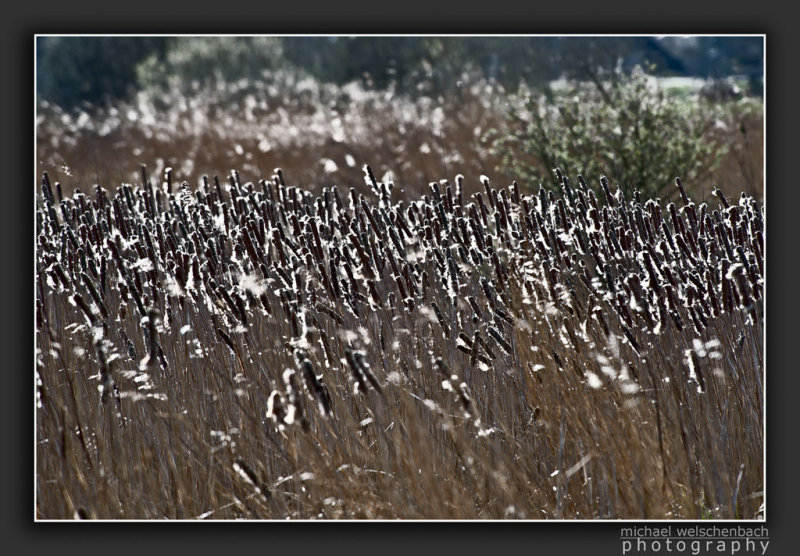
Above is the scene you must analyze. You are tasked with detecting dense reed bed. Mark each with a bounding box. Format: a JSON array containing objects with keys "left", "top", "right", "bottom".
[{"left": 35, "top": 165, "right": 763, "bottom": 519}]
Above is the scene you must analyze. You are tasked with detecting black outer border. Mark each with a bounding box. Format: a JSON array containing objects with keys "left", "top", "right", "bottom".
[{"left": 4, "top": 2, "right": 794, "bottom": 556}]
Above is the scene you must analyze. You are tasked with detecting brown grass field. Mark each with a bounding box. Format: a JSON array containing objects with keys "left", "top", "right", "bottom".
[
  {"left": 35, "top": 157, "right": 764, "bottom": 519},
  {"left": 35, "top": 77, "right": 764, "bottom": 520}
]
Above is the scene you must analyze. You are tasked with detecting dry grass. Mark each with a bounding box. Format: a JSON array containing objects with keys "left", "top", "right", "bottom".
[
  {"left": 35, "top": 161, "right": 764, "bottom": 520},
  {"left": 35, "top": 78, "right": 504, "bottom": 201},
  {"left": 35, "top": 76, "right": 763, "bottom": 204}
]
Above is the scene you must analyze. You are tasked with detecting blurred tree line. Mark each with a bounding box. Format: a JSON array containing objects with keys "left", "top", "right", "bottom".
[
  {"left": 37, "top": 35, "right": 763, "bottom": 110},
  {"left": 36, "top": 37, "right": 168, "bottom": 109}
]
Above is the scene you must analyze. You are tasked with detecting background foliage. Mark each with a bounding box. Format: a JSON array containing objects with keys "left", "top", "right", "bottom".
[
  {"left": 37, "top": 37, "right": 167, "bottom": 108},
  {"left": 485, "top": 66, "right": 731, "bottom": 198},
  {"left": 37, "top": 36, "right": 764, "bottom": 110}
]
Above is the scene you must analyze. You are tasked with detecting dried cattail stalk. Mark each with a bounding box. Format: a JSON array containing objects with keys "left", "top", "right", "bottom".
[
  {"left": 430, "top": 301, "right": 451, "bottom": 339},
  {"left": 233, "top": 458, "right": 271, "bottom": 501},
  {"left": 487, "top": 326, "right": 512, "bottom": 355},
  {"left": 299, "top": 358, "right": 332, "bottom": 417}
]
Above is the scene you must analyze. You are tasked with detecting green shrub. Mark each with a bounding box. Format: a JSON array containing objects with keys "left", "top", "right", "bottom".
[{"left": 485, "top": 66, "right": 728, "bottom": 199}]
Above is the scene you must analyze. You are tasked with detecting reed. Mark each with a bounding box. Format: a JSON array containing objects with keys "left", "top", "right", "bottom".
[{"left": 36, "top": 165, "right": 764, "bottom": 520}]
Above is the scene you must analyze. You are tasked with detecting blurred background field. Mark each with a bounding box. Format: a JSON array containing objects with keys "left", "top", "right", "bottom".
[{"left": 36, "top": 36, "right": 763, "bottom": 203}]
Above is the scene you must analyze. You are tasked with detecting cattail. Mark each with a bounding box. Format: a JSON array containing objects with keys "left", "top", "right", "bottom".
[
  {"left": 675, "top": 234, "right": 695, "bottom": 263},
  {"left": 494, "top": 306, "right": 514, "bottom": 325},
  {"left": 487, "top": 326, "right": 512, "bottom": 355},
  {"left": 367, "top": 280, "right": 382, "bottom": 307},
  {"left": 436, "top": 358, "right": 475, "bottom": 418},
  {"left": 94, "top": 339, "right": 116, "bottom": 405},
  {"left": 721, "top": 276, "right": 736, "bottom": 314},
  {"left": 616, "top": 293, "right": 634, "bottom": 329},
  {"left": 457, "top": 331, "right": 474, "bottom": 349},
  {"left": 266, "top": 390, "right": 287, "bottom": 427},
  {"left": 479, "top": 277, "right": 497, "bottom": 309},
  {"left": 687, "top": 304, "right": 704, "bottom": 333},
  {"left": 70, "top": 292, "right": 98, "bottom": 326},
  {"left": 80, "top": 272, "right": 109, "bottom": 320},
  {"left": 693, "top": 302, "right": 709, "bottom": 329},
  {"left": 686, "top": 349, "right": 706, "bottom": 392},
  {"left": 299, "top": 358, "right": 332, "bottom": 417},
  {"left": 620, "top": 325, "right": 641, "bottom": 355},
  {"left": 430, "top": 301, "right": 451, "bottom": 339},
  {"left": 713, "top": 187, "right": 730, "bottom": 209},
  {"left": 138, "top": 309, "right": 162, "bottom": 372},
  {"left": 675, "top": 177, "right": 690, "bottom": 207},
  {"left": 282, "top": 368, "right": 309, "bottom": 431},
  {"left": 216, "top": 327, "right": 236, "bottom": 353},
  {"left": 467, "top": 331, "right": 482, "bottom": 366},
  {"left": 599, "top": 176, "right": 616, "bottom": 207},
  {"left": 344, "top": 349, "right": 383, "bottom": 396},
  {"left": 315, "top": 302, "right": 344, "bottom": 325},
  {"left": 233, "top": 458, "right": 271, "bottom": 500}
]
